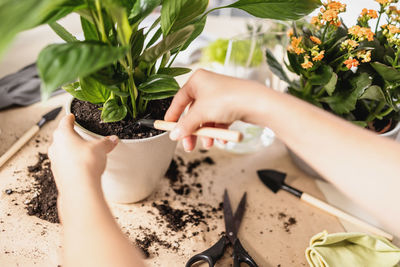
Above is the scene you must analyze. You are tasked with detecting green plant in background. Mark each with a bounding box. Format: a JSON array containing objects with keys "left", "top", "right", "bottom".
[
  {"left": 202, "top": 38, "right": 263, "bottom": 67},
  {"left": 0, "top": 0, "right": 321, "bottom": 123},
  {"left": 267, "top": 0, "right": 400, "bottom": 132}
]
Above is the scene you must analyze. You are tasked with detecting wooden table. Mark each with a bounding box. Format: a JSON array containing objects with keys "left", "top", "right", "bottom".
[{"left": 0, "top": 14, "right": 346, "bottom": 267}]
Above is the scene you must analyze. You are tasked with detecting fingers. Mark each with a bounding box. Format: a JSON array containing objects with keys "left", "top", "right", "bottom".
[
  {"left": 182, "top": 136, "right": 197, "bottom": 152},
  {"left": 169, "top": 103, "right": 204, "bottom": 140},
  {"left": 91, "top": 135, "right": 119, "bottom": 154},
  {"left": 200, "top": 122, "right": 214, "bottom": 149},
  {"left": 164, "top": 75, "right": 196, "bottom": 122},
  {"left": 58, "top": 114, "right": 76, "bottom": 133}
]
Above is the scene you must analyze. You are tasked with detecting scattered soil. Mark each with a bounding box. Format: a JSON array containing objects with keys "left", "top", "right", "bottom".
[
  {"left": 277, "top": 212, "right": 297, "bottom": 233},
  {"left": 71, "top": 98, "right": 172, "bottom": 139},
  {"left": 25, "top": 153, "right": 59, "bottom": 223}
]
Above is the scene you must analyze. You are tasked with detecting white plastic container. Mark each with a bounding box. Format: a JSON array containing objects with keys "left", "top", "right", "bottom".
[{"left": 66, "top": 97, "right": 177, "bottom": 203}]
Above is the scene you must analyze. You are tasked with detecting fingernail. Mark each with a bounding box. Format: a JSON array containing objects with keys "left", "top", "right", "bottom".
[
  {"left": 182, "top": 139, "right": 192, "bottom": 152},
  {"left": 169, "top": 128, "right": 181, "bottom": 141},
  {"left": 108, "top": 135, "right": 119, "bottom": 144}
]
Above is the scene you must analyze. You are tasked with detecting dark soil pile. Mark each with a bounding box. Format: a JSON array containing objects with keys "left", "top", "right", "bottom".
[
  {"left": 71, "top": 98, "right": 172, "bottom": 139},
  {"left": 25, "top": 153, "right": 59, "bottom": 223}
]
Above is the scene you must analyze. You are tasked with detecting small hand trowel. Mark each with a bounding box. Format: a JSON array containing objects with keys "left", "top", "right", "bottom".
[
  {"left": 257, "top": 169, "right": 393, "bottom": 241},
  {"left": 0, "top": 107, "right": 62, "bottom": 168},
  {"left": 137, "top": 119, "right": 243, "bottom": 143}
]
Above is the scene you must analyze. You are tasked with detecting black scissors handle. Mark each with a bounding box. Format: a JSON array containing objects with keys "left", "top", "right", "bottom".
[
  {"left": 233, "top": 239, "right": 258, "bottom": 267},
  {"left": 185, "top": 236, "right": 229, "bottom": 267}
]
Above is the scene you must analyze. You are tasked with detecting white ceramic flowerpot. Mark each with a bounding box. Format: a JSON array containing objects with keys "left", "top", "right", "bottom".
[
  {"left": 66, "top": 97, "right": 177, "bottom": 203},
  {"left": 288, "top": 120, "right": 400, "bottom": 179}
]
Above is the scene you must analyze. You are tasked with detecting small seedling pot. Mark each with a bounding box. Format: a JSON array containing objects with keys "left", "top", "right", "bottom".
[
  {"left": 66, "top": 96, "right": 177, "bottom": 203},
  {"left": 288, "top": 119, "right": 400, "bottom": 179}
]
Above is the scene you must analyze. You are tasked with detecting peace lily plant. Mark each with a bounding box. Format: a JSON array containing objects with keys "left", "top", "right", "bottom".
[
  {"left": 0, "top": 0, "right": 321, "bottom": 124},
  {"left": 267, "top": 0, "right": 400, "bottom": 133}
]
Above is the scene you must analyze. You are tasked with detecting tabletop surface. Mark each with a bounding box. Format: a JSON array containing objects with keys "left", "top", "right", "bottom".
[{"left": 3, "top": 13, "right": 391, "bottom": 267}]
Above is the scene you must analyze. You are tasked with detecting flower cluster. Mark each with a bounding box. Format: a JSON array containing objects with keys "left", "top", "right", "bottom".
[
  {"left": 348, "top": 25, "right": 375, "bottom": 42},
  {"left": 287, "top": 35, "right": 326, "bottom": 69},
  {"left": 376, "top": 0, "right": 397, "bottom": 7},
  {"left": 311, "top": 0, "right": 346, "bottom": 27}
]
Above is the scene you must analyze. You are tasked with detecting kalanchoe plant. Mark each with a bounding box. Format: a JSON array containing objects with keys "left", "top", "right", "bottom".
[
  {"left": 267, "top": 0, "right": 400, "bottom": 132},
  {"left": 0, "top": 0, "right": 321, "bottom": 123}
]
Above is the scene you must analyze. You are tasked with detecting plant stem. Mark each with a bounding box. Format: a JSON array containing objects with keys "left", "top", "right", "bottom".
[
  {"left": 321, "top": 23, "right": 329, "bottom": 43},
  {"left": 367, "top": 101, "right": 385, "bottom": 122},
  {"left": 95, "top": 0, "right": 107, "bottom": 43},
  {"left": 375, "top": 7, "right": 384, "bottom": 34},
  {"left": 394, "top": 49, "right": 400, "bottom": 67},
  {"left": 378, "top": 107, "right": 394, "bottom": 118}
]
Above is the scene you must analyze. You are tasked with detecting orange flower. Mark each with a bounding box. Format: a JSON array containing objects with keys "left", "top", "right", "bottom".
[
  {"left": 361, "top": 8, "right": 378, "bottom": 19},
  {"left": 310, "top": 36, "right": 322, "bottom": 45},
  {"left": 288, "top": 37, "right": 305, "bottom": 55},
  {"left": 287, "top": 29, "right": 294, "bottom": 37},
  {"left": 387, "top": 24, "right": 400, "bottom": 34},
  {"left": 322, "top": 9, "right": 338, "bottom": 22},
  {"left": 344, "top": 58, "right": 360, "bottom": 69},
  {"left": 375, "top": 0, "right": 392, "bottom": 5},
  {"left": 311, "top": 16, "right": 321, "bottom": 26},
  {"left": 357, "top": 50, "right": 372, "bottom": 63},
  {"left": 348, "top": 25, "right": 375, "bottom": 41},
  {"left": 312, "top": 50, "right": 325, "bottom": 61},
  {"left": 327, "top": 1, "right": 346, "bottom": 12},
  {"left": 301, "top": 56, "right": 313, "bottom": 69}
]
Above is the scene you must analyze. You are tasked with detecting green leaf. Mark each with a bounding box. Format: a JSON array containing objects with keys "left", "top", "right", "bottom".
[
  {"left": 146, "top": 27, "right": 163, "bottom": 49},
  {"left": 81, "top": 16, "right": 98, "bottom": 41},
  {"left": 287, "top": 52, "right": 302, "bottom": 75},
  {"left": 0, "top": 0, "right": 68, "bottom": 58},
  {"left": 351, "top": 121, "right": 368, "bottom": 128},
  {"left": 130, "top": 29, "right": 145, "bottom": 62},
  {"left": 360, "top": 85, "right": 385, "bottom": 101},
  {"left": 141, "top": 91, "right": 177, "bottom": 100},
  {"left": 91, "top": 67, "right": 128, "bottom": 86},
  {"left": 49, "top": 22, "right": 78, "bottom": 43},
  {"left": 129, "top": 0, "right": 161, "bottom": 25},
  {"left": 371, "top": 62, "right": 400, "bottom": 83},
  {"left": 227, "top": 0, "right": 321, "bottom": 21},
  {"left": 324, "top": 72, "right": 338, "bottom": 96},
  {"left": 266, "top": 49, "right": 290, "bottom": 84},
  {"left": 63, "top": 77, "right": 111, "bottom": 104},
  {"left": 161, "top": 0, "right": 208, "bottom": 36},
  {"left": 109, "top": 5, "right": 132, "bottom": 46},
  {"left": 179, "top": 16, "right": 207, "bottom": 51},
  {"left": 158, "top": 67, "right": 191, "bottom": 76},
  {"left": 37, "top": 42, "right": 128, "bottom": 98},
  {"left": 140, "top": 25, "right": 194, "bottom": 63},
  {"left": 101, "top": 98, "right": 128, "bottom": 123},
  {"left": 138, "top": 74, "right": 180, "bottom": 93},
  {"left": 322, "top": 73, "right": 372, "bottom": 115},
  {"left": 309, "top": 65, "right": 333, "bottom": 86}
]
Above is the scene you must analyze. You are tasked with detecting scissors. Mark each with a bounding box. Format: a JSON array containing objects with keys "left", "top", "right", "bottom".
[{"left": 185, "top": 190, "right": 258, "bottom": 267}]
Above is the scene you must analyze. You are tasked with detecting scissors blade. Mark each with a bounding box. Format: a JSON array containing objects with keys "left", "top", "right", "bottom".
[
  {"left": 233, "top": 192, "right": 247, "bottom": 235},
  {"left": 223, "top": 189, "right": 236, "bottom": 244}
]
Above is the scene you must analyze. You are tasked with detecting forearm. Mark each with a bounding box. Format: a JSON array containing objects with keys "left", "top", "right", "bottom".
[
  {"left": 257, "top": 88, "right": 400, "bottom": 236},
  {"left": 58, "top": 177, "right": 146, "bottom": 267}
]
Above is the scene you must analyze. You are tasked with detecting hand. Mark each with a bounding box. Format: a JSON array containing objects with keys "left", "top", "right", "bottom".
[
  {"left": 48, "top": 114, "right": 119, "bottom": 194},
  {"left": 164, "top": 69, "right": 270, "bottom": 151}
]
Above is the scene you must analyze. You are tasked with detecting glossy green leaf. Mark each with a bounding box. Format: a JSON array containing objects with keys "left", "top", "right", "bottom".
[
  {"left": 169, "top": 0, "right": 208, "bottom": 33},
  {"left": 140, "top": 25, "right": 194, "bottom": 63},
  {"left": 138, "top": 74, "right": 179, "bottom": 93},
  {"left": 158, "top": 67, "right": 191, "bottom": 76},
  {"left": 0, "top": 0, "right": 67, "bottom": 58},
  {"left": 287, "top": 53, "right": 302, "bottom": 75},
  {"left": 322, "top": 73, "right": 372, "bottom": 115},
  {"left": 129, "top": 0, "right": 161, "bottom": 25},
  {"left": 81, "top": 16, "right": 98, "bottom": 41},
  {"left": 37, "top": 42, "right": 128, "bottom": 98},
  {"left": 266, "top": 49, "right": 290, "bottom": 84},
  {"left": 309, "top": 65, "right": 333, "bottom": 86},
  {"left": 360, "top": 85, "right": 385, "bottom": 101},
  {"left": 227, "top": 0, "right": 321, "bottom": 21},
  {"left": 109, "top": 5, "right": 132, "bottom": 46},
  {"left": 63, "top": 77, "right": 111, "bottom": 104},
  {"left": 179, "top": 16, "right": 207, "bottom": 52},
  {"left": 49, "top": 22, "right": 78, "bottom": 43},
  {"left": 141, "top": 91, "right": 177, "bottom": 100},
  {"left": 101, "top": 98, "right": 128, "bottom": 123},
  {"left": 130, "top": 29, "right": 145, "bottom": 61},
  {"left": 371, "top": 62, "right": 400, "bottom": 83},
  {"left": 91, "top": 67, "right": 128, "bottom": 86},
  {"left": 160, "top": 0, "right": 184, "bottom": 35},
  {"left": 324, "top": 72, "right": 338, "bottom": 96},
  {"left": 146, "top": 27, "right": 163, "bottom": 49}
]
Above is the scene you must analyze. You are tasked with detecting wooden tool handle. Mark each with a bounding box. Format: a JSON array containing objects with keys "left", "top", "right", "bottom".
[
  {"left": 301, "top": 193, "right": 393, "bottom": 241},
  {"left": 0, "top": 125, "right": 40, "bottom": 168},
  {"left": 154, "top": 120, "right": 243, "bottom": 143}
]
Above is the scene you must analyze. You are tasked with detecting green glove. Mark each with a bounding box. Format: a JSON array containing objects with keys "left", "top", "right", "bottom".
[{"left": 306, "top": 231, "right": 400, "bottom": 267}]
